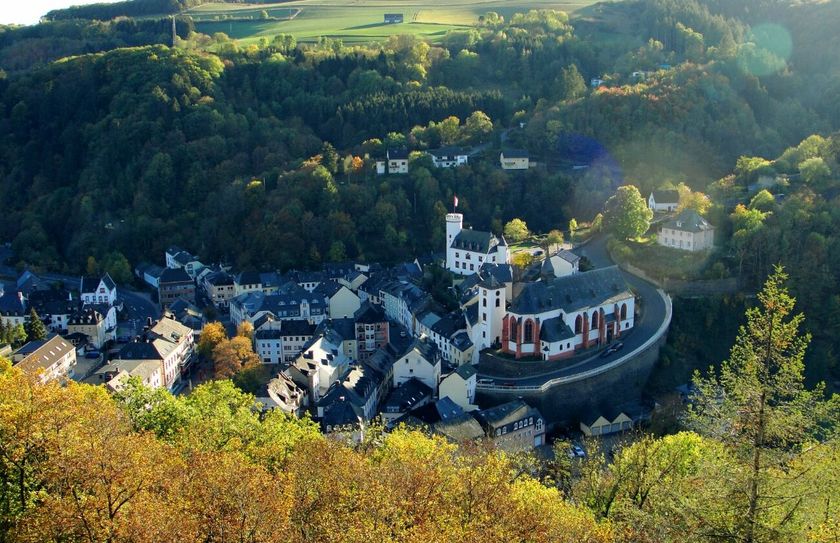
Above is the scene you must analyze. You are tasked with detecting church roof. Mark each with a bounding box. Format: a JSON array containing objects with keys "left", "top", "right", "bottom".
[
  {"left": 539, "top": 316, "right": 575, "bottom": 342},
  {"left": 511, "top": 266, "right": 631, "bottom": 316}
]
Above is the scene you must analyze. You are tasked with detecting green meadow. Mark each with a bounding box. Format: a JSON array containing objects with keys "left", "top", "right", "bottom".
[{"left": 189, "top": 0, "right": 600, "bottom": 44}]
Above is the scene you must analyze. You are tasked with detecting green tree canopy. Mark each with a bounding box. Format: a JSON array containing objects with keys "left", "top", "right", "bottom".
[
  {"left": 504, "top": 218, "right": 530, "bottom": 242},
  {"left": 603, "top": 186, "right": 653, "bottom": 240}
]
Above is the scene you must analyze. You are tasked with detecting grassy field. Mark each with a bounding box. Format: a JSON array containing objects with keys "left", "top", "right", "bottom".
[{"left": 189, "top": 0, "right": 601, "bottom": 44}]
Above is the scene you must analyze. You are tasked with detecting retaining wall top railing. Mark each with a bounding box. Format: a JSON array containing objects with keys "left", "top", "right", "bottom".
[{"left": 476, "top": 289, "right": 672, "bottom": 393}]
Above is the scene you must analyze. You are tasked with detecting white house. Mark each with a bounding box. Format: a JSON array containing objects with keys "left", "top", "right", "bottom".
[
  {"left": 475, "top": 400, "right": 546, "bottom": 451},
  {"left": 648, "top": 190, "right": 680, "bottom": 213},
  {"left": 80, "top": 274, "right": 117, "bottom": 306},
  {"left": 315, "top": 281, "right": 361, "bottom": 319},
  {"left": 288, "top": 331, "right": 351, "bottom": 403},
  {"left": 658, "top": 209, "right": 715, "bottom": 252},
  {"left": 164, "top": 246, "right": 204, "bottom": 278},
  {"left": 13, "top": 334, "right": 77, "bottom": 384},
  {"left": 500, "top": 149, "right": 529, "bottom": 170},
  {"left": 445, "top": 213, "right": 510, "bottom": 275},
  {"left": 393, "top": 337, "right": 441, "bottom": 394},
  {"left": 438, "top": 363, "right": 478, "bottom": 412},
  {"left": 386, "top": 148, "right": 409, "bottom": 174},
  {"left": 118, "top": 317, "right": 194, "bottom": 392},
  {"left": 428, "top": 147, "right": 468, "bottom": 168},
  {"left": 540, "top": 249, "right": 580, "bottom": 279}
]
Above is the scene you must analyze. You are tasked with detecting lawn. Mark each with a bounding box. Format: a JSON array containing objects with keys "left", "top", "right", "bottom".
[
  {"left": 189, "top": 0, "right": 601, "bottom": 44},
  {"left": 607, "top": 237, "right": 720, "bottom": 282}
]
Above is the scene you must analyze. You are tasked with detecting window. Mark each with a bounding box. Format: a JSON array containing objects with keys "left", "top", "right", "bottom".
[
  {"left": 509, "top": 319, "right": 518, "bottom": 340},
  {"left": 620, "top": 303, "right": 627, "bottom": 320},
  {"left": 495, "top": 298, "right": 500, "bottom": 307},
  {"left": 524, "top": 320, "right": 534, "bottom": 343},
  {"left": 470, "top": 264, "right": 474, "bottom": 271},
  {"left": 482, "top": 298, "right": 487, "bottom": 307},
  {"left": 591, "top": 311, "right": 599, "bottom": 329},
  {"left": 575, "top": 315, "right": 582, "bottom": 334}
]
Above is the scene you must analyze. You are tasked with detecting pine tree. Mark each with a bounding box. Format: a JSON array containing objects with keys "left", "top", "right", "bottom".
[
  {"left": 687, "top": 266, "right": 832, "bottom": 543},
  {"left": 25, "top": 308, "right": 47, "bottom": 342}
]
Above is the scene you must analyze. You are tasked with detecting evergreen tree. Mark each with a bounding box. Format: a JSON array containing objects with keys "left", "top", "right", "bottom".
[
  {"left": 25, "top": 308, "right": 47, "bottom": 342},
  {"left": 686, "top": 266, "right": 834, "bottom": 543}
]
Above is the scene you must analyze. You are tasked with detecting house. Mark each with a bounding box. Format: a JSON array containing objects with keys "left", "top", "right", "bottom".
[
  {"left": 500, "top": 149, "right": 529, "bottom": 170},
  {"left": 393, "top": 337, "right": 441, "bottom": 394},
  {"left": 13, "top": 334, "right": 77, "bottom": 384},
  {"left": 287, "top": 330, "right": 351, "bottom": 403},
  {"left": 0, "top": 291, "right": 26, "bottom": 327},
  {"left": 67, "top": 307, "right": 108, "bottom": 349},
  {"left": 475, "top": 399, "right": 546, "bottom": 452},
  {"left": 316, "top": 362, "right": 383, "bottom": 426},
  {"left": 438, "top": 363, "right": 478, "bottom": 412},
  {"left": 157, "top": 267, "right": 195, "bottom": 307},
  {"left": 85, "top": 359, "right": 164, "bottom": 391},
  {"left": 540, "top": 249, "right": 580, "bottom": 279},
  {"left": 580, "top": 408, "right": 634, "bottom": 436},
  {"left": 165, "top": 299, "right": 205, "bottom": 339},
  {"left": 384, "top": 13, "right": 403, "bottom": 24},
  {"left": 648, "top": 190, "right": 680, "bottom": 213},
  {"left": 386, "top": 148, "right": 409, "bottom": 174},
  {"left": 381, "top": 378, "right": 433, "bottom": 424},
  {"left": 16, "top": 271, "right": 50, "bottom": 295},
  {"left": 590, "top": 77, "right": 605, "bottom": 88},
  {"left": 229, "top": 285, "right": 327, "bottom": 327},
  {"left": 494, "top": 266, "right": 635, "bottom": 361},
  {"left": 202, "top": 270, "right": 235, "bottom": 308},
  {"left": 117, "top": 317, "right": 194, "bottom": 392},
  {"left": 658, "top": 209, "right": 715, "bottom": 252},
  {"left": 28, "top": 289, "right": 78, "bottom": 333},
  {"left": 264, "top": 372, "right": 307, "bottom": 415},
  {"left": 80, "top": 273, "right": 117, "bottom": 306},
  {"left": 234, "top": 271, "right": 263, "bottom": 297},
  {"left": 315, "top": 280, "right": 361, "bottom": 319},
  {"left": 253, "top": 317, "right": 317, "bottom": 365},
  {"left": 287, "top": 270, "right": 325, "bottom": 292},
  {"left": 445, "top": 213, "right": 510, "bottom": 275},
  {"left": 354, "top": 302, "right": 389, "bottom": 361},
  {"left": 375, "top": 160, "right": 386, "bottom": 175},
  {"left": 428, "top": 147, "right": 468, "bottom": 168},
  {"left": 135, "top": 263, "right": 164, "bottom": 289},
  {"left": 164, "top": 246, "right": 204, "bottom": 278}
]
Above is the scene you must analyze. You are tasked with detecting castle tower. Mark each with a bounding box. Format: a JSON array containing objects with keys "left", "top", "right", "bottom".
[{"left": 445, "top": 213, "right": 463, "bottom": 272}]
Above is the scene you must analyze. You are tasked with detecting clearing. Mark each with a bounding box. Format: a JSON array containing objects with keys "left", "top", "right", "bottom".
[{"left": 188, "top": 0, "right": 601, "bottom": 44}]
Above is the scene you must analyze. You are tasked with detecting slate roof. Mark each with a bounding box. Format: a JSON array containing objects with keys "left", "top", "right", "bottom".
[
  {"left": 501, "top": 148, "right": 529, "bottom": 159},
  {"left": 431, "top": 313, "right": 465, "bottom": 339},
  {"left": 119, "top": 317, "right": 192, "bottom": 361},
  {"left": 475, "top": 399, "right": 538, "bottom": 430},
  {"left": 451, "top": 229, "right": 495, "bottom": 253},
  {"left": 354, "top": 301, "right": 385, "bottom": 324},
  {"left": 651, "top": 189, "right": 680, "bottom": 204},
  {"left": 316, "top": 318, "right": 356, "bottom": 342},
  {"left": 280, "top": 319, "right": 317, "bottom": 337},
  {"left": 158, "top": 268, "right": 192, "bottom": 284},
  {"left": 0, "top": 291, "right": 26, "bottom": 316},
  {"left": 662, "top": 209, "right": 714, "bottom": 233},
  {"left": 68, "top": 307, "right": 104, "bottom": 326},
  {"left": 387, "top": 147, "right": 409, "bottom": 160},
  {"left": 255, "top": 329, "right": 284, "bottom": 340},
  {"left": 511, "top": 266, "right": 631, "bottom": 315},
  {"left": 433, "top": 413, "right": 485, "bottom": 442},
  {"left": 236, "top": 271, "right": 262, "bottom": 286},
  {"left": 453, "top": 363, "right": 477, "bottom": 380},
  {"left": 382, "top": 378, "right": 433, "bottom": 413},
  {"left": 81, "top": 273, "right": 115, "bottom": 294},
  {"left": 321, "top": 396, "right": 363, "bottom": 429},
  {"left": 428, "top": 146, "right": 467, "bottom": 158},
  {"left": 313, "top": 280, "right": 343, "bottom": 298},
  {"left": 28, "top": 289, "right": 77, "bottom": 316},
  {"left": 539, "top": 316, "right": 575, "bottom": 342},
  {"left": 204, "top": 270, "right": 234, "bottom": 286}
]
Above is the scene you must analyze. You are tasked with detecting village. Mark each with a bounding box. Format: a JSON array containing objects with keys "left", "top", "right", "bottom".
[{"left": 0, "top": 152, "right": 712, "bottom": 452}]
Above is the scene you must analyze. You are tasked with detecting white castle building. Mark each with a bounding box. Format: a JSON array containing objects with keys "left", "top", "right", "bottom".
[{"left": 445, "top": 213, "right": 510, "bottom": 275}]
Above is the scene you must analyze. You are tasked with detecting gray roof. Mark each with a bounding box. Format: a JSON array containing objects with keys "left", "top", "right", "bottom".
[
  {"left": 387, "top": 147, "right": 409, "bottom": 160},
  {"left": 81, "top": 273, "right": 115, "bottom": 293},
  {"left": 204, "top": 271, "right": 234, "bottom": 286},
  {"left": 236, "top": 271, "right": 262, "bottom": 286},
  {"left": 476, "top": 399, "right": 541, "bottom": 430},
  {"left": 501, "top": 148, "right": 529, "bottom": 159},
  {"left": 433, "top": 413, "right": 485, "bottom": 442},
  {"left": 383, "top": 378, "right": 433, "bottom": 413},
  {"left": 451, "top": 229, "right": 496, "bottom": 253},
  {"left": 662, "top": 209, "right": 714, "bottom": 233},
  {"left": 158, "top": 268, "right": 192, "bottom": 284},
  {"left": 428, "top": 146, "right": 467, "bottom": 158},
  {"left": 354, "top": 301, "right": 385, "bottom": 324},
  {"left": 539, "top": 316, "right": 575, "bottom": 342},
  {"left": 0, "top": 291, "right": 26, "bottom": 316},
  {"left": 453, "top": 363, "right": 477, "bottom": 380},
  {"left": 14, "top": 334, "right": 75, "bottom": 374},
  {"left": 511, "top": 266, "right": 631, "bottom": 315},
  {"left": 651, "top": 190, "right": 680, "bottom": 204}
]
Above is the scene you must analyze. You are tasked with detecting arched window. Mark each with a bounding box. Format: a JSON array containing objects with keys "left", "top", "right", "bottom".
[
  {"left": 495, "top": 298, "right": 500, "bottom": 307},
  {"left": 591, "top": 311, "right": 599, "bottom": 329},
  {"left": 575, "top": 315, "right": 582, "bottom": 334},
  {"left": 524, "top": 320, "right": 534, "bottom": 343},
  {"left": 482, "top": 298, "right": 487, "bottom": 307},
  {"left": 620, "top": 303, "right": 628, "bottom": 320},
  {"left": 509, "top": 319, "right": 517, "bottom": 340}
]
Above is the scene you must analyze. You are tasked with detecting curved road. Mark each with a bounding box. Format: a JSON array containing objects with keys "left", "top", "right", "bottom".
[{"left": 476, "top": 234, "right": 668, "bottom": 387}]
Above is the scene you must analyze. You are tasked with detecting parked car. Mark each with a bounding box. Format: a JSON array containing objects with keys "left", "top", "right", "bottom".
[
  {"left": 84, "top": 351, "right": 101, "bottom": 359},
  {"left": 477, "top": 378, "right": 494, "bottom": 386}
]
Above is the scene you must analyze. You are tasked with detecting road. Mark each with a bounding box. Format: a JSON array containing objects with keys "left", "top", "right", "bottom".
[{"left": 476, "top": 234, "right": 668, "bottom": 386}]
